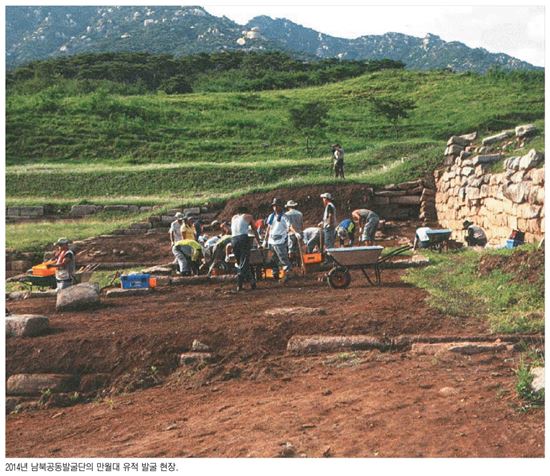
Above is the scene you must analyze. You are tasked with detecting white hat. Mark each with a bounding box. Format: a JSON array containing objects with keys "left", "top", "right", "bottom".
[
  {"left": 175, "top": 212, "right": 184, "bottom": 219},
  {"left": 285, "top": 200, "right": 298, "bottom": 207},
  {"left": 320, "top": 193, "right": 333, "bottom": 200}
]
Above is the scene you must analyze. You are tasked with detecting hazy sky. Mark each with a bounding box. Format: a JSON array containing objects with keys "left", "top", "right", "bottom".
[{"left": 204, "top": 2, "right": 545, "bottom": 66}]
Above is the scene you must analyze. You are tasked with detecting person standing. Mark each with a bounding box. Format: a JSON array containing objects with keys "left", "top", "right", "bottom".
[
  {"left": 334, "top": 144, "right": 345, "bottom": 179},
  {"left": 318, "top": 193, "right": 337, "bottom": 250},
  {"left": 169, "top": 212, "right": 185, "bottom": 247},
  {"left": 265, "top": 198, "right": 294, "bottom": 282},
  {"left": 352, "top": 208, "right": 380, "bottom": 246},
  {"left": 284, "top": 200, "right": 304, "bottom": 262},
  {"left": 231, "top": 206, "right": 261, "bottom": 291},
  {"left": 48, "top": 238, "right": 76, "bottom": 291},
  {"left": 180, "top": 214, "right": 196, "bottom": 241}
]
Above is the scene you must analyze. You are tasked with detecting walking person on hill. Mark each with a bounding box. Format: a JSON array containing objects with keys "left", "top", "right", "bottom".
[
  {"left": 318, "top": 192, "right": 337, "bottom": 250},
  {"left": 332, "top": 143, "right": 345, "bottom": 179},
  {"left": 231, "top": 207, "right": 261, "bottom": 291}
]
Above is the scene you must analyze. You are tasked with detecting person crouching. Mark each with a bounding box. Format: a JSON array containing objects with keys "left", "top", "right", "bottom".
[{"left": 172, "top": 239, "right": 203, "bottom": 276}]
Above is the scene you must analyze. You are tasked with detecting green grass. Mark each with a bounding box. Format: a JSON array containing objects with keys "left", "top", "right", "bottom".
[
  {"left": 403, "top": 246, "right": 544, "bottom": 334},
  {"left": 5, "top": 210, "right": 157, "bottom": 252},
  {"left": 5, "top": 68, "right": 544, "bottom": 252},
  {"left": 515, "top": 347, "right": 545, "bottom": 409},
  {"left": 6, "top": 68, "right": 543, "bottom": 180}
]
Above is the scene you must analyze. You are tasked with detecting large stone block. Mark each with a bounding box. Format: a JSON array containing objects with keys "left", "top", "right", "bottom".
[
  {"left": 389, "top": 195, "right": 421, "bottom": 205},
  {"left": 504, "top": 156, "right": 521, "bottom": 171},
  {"left": 56, "top": 283, "right": 100, "bottom": 312},
  {"left": 374, "top": 190, "right": 406, "bottom": 197},
  {"left": 6, "top": 207, "right": 20, "bottom": 217},
  {"left": 510, "top": 170, "right": 526, "bottom": 184},
  {"left": 104, "top": 205, "right": 130, "bottom": 212},
  {"left": 502, "top": 183, "right": 531, "bottom": 204},
  {"left": 519, "top": 149, "right": 544, "bottom": 170},
  {"left": 6, "top": 374, "right": 78, "bottom": 396},
  {"left": 528, "top": 167, "right": 545, "bottom": 186},
  {"left": 516, "top": 204, "right": 541, "bottom": 219},
  {"left": 472, "top": 154, "right": 503, "bottom": 166},
  {"left": 459, "top": 131, "right": 477, "bottom": 142},
  {"left": 105, "top": 288, "right": 153, "bottom": 298},
  {"left": 447, "top": 136, "right": 471, "bottom": 147},
  {"left": 70, "top": 205, "right": 101, "bottom": 216},
  {"left": 461, "top": 166, "right": 474, "bottom": 176},
  {"left": 482, "top": 130, "right": 515, "bottom": 146},
  {"left": 396, "top": 179, "right": 423, "bottom": 190},
  {"left": 18, "top": 206, "right": 44, "bottom": 217},
  {"left": 6, "top": 315, "right": 49, "bottom": 338},
  {"left": 183, "top": 207, "right": 201, "bottom": 215},
  {"left": 515, "top": 124, "right": 537, "bottom": 138}
]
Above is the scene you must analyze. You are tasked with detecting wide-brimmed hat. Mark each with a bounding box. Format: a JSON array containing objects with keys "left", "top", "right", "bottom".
[
  {"left": 175, "top": 212, "right": 184, "bottom": 219},
  {"left": 54, "top": 238, "right": 70, "bottom": 246},
  {"left": 285, "top": 200, "right": 298, "bottom": 208},
  {"left": 462, "top": 220, "right": 473, "bottom": 229},
  {"left": 271, "top": 197, "right": 283, "bottom": 207},
  {"left": 320, "top": 192, "right": 333, "bottom": 200}
]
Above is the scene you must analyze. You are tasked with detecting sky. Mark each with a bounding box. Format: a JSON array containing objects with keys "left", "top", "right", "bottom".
[{"left": 204, "top": 2, "right": 545, "bottom": 66}]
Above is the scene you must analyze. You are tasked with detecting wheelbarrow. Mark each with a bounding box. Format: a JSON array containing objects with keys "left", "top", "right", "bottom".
[
  {"left": 425, "top": 229, "right": 452, "bottom": 252},
  {"left": 325, "top": 244, "right": 412, "bottom": 289}
]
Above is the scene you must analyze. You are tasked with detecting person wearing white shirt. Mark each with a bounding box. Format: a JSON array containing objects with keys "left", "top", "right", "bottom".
[
  {"left": 265, "top": 198, "right": 294, "bottom": 282},
  {"left": 169, "top": 212, "right": 184, "bottom": 246}
]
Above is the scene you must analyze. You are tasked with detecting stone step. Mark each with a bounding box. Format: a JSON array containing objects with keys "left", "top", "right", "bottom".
[
  {"left": 6, "top": 314, "right": 49, "bottom": 338},
  {"left": 6, "top": 374, "right": 79, "bottom": 396}
]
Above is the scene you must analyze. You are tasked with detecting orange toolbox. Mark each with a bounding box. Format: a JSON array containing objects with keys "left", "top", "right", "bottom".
[
  {"left": 302, "top": 252, "right": 322, "bottom": 264},
  {"left": 31, "top": 260, "right": 56, "bottom": 277}
]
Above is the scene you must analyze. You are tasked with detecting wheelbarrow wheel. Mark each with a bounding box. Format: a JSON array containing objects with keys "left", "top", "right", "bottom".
[{"left": 327, "top": 267, "right": 351, "bottom": 289}]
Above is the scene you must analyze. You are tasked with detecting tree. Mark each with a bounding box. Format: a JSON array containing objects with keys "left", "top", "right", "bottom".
[
  {"left": 289, "top": 101, "right": 330, "bottom": 155},
  {"left": 160, "top": 75, "right": 193, "bottom": 95},
  {"left": 369, "top": 96, "right": 416, "bottom": 135}
]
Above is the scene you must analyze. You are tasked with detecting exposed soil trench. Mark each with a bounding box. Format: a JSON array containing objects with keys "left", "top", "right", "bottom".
[{"left": 5, "top": 220, "right": 544, "bottom": 457}]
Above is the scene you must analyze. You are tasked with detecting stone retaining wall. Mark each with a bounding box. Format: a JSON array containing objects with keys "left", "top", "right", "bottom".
[{"left": 435, "top": 126, "right": 544, "bottom": 245}]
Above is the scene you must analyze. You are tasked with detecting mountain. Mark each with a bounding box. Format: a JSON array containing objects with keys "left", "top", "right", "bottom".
[{"left": 6, "top": 5, "right": 539, "bottom": 72}]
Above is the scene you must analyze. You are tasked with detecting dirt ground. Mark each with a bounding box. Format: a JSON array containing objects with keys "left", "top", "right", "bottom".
[
  {"left": 6, "top": 264, "right": 544, "bottom": 457},
  {"left": 5, "top": 217, "right": 544, "bottom": 458}
]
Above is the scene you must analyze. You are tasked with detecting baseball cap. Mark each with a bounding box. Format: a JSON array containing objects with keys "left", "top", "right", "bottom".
[{"left": 320, "top": 193, "right": 333, "bottom": 200}]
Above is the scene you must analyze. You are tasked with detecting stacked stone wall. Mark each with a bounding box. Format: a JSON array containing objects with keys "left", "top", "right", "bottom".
[{"left": 435, "top": 126, "right": 544, "bottom": 245}]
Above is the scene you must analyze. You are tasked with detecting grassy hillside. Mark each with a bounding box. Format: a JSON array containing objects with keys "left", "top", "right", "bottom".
[{"left": 6, "top": 68, "right": 544, "bottom": 205}]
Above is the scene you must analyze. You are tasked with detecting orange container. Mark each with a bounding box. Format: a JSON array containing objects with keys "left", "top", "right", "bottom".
[
  {"left": 32, "top": 260, "right": 56, "bottom": 277},
  {"left": 263, "top": 268, "right": 286, "bottom": 279},
  {"left": 148, "top": 277, "right": 157, "bottom": 288},
  {"left": 302, "top": 252, "right": 322, "bottom": 264}
]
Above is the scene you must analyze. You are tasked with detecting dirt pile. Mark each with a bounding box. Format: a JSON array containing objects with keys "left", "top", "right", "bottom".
[
  {"left": 478, "top": 249, "right": 544, "bottom": 284},
  {"left": 218, "top": 183, "right": 374, "bottom": 224}
]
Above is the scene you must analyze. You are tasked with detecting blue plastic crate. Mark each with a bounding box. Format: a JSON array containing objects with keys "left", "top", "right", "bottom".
[
  {"left": 120, "top": 273, "right": 150, "bottom": 289},
  {"left": 505, "top": 239, "right": 523, "bottom": 249}
]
